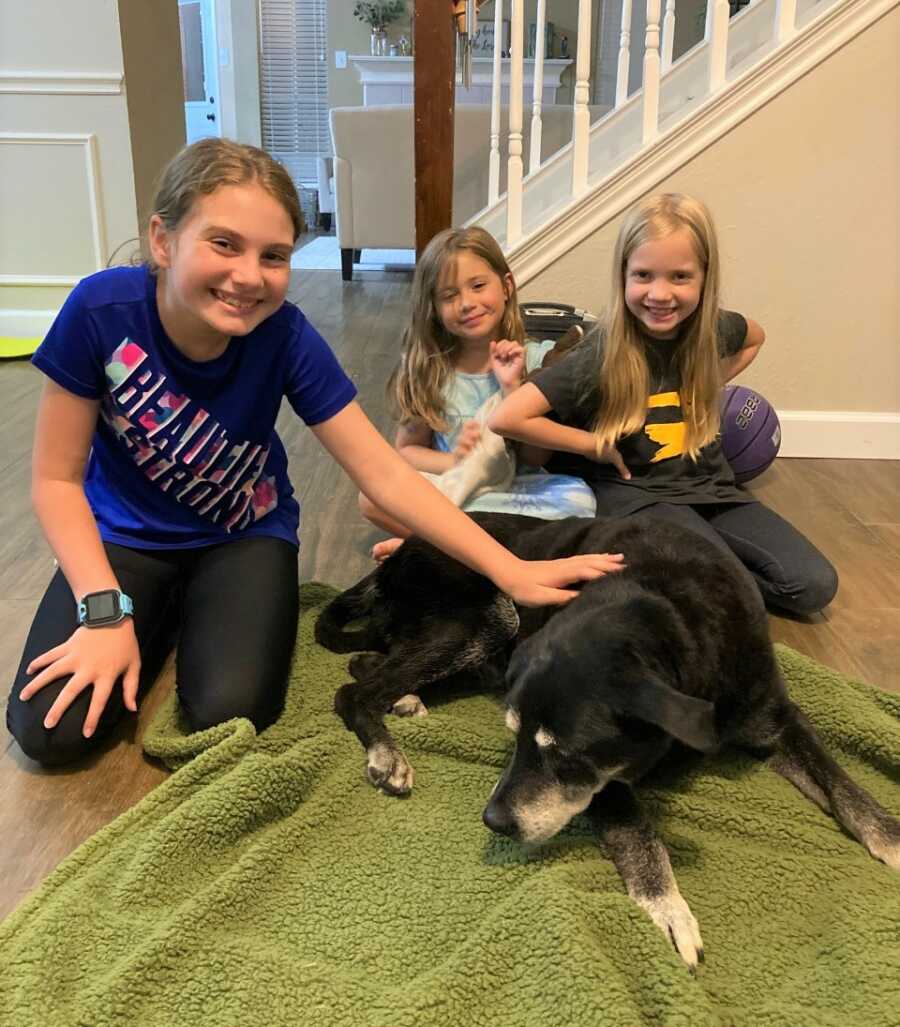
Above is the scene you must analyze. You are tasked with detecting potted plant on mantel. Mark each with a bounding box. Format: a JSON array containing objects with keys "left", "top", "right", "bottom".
[{"left": 353, "top": 1, "right": 407, "bottom": 56}]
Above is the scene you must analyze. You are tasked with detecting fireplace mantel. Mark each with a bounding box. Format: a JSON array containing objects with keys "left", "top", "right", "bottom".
[{"left": 349, "top": 56, "right": 573, "bottom": 106}]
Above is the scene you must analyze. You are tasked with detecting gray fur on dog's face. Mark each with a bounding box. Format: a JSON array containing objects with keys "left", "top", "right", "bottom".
[
  {"left": 485, "top": 617, "right": 683, "bottom": 844},
  {"left": 488, "top": 708, "right": 621, "bottom": 844}
]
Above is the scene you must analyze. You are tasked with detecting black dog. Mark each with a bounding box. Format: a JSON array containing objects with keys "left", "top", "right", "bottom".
[{"left": 316, "top": 513, "right": 900, "bottom": 966}]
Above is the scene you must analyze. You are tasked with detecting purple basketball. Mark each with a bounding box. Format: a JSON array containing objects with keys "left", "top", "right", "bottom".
[{"left": 720, "top": 385, "right": 782, "bottom": 483}]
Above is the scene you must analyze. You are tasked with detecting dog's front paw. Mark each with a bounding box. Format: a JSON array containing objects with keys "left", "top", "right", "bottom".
[
  {"left": 635, "top": 891, "right": 705, "bottom": 970},
  {"left": 391, "top": 694, "right": 428, "bottom": 717},
  {"left": 348, "top": 653, "right": 384, "bottom": 680},
  {"left": 366, "top": 742, "right": 414, "bottom": 796}
]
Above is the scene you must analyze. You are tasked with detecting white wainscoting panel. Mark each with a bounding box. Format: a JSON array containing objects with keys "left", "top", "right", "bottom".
[
  {"left": 0, "top": 308, "right": 58, "bottom": 338},
  {"left": 0, "top": 133, "right": 108, "bottom": 284}
]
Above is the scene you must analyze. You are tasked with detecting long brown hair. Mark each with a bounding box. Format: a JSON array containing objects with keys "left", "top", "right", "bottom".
[
  {"left": 143, "top": 138, "right": 305, "bottom": 269},
  {"left": 592, "top": 193, "right": 722, "bottom": 460},
  {"left": 388, "top": 226, "right": 524, "bottom": 431}
]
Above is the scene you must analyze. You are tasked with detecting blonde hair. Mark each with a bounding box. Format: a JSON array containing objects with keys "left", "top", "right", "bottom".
[
  {"left": 143, "top": 138, "right": 305, "bottom": 269},
  {"left": 591, "top": 192, "right": 722, "bottom": 460},
  {"left": 388, "top": 227, "right": 524, "bottom": 431}
]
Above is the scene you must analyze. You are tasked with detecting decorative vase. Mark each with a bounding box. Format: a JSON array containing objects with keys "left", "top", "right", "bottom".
[
  {"left": 377, "top": 30, "right": 389, "bottom": 56},
  {"left": 369, "top": 29, "right": 381, "bottom": 56}
]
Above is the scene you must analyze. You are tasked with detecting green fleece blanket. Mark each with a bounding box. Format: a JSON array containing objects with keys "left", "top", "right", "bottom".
[{"left": 2, "top": 582, "right": 899, "bottom": 1027}]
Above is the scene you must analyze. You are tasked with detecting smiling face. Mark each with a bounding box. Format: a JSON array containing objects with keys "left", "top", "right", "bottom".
[
  {"left": 434, "top": 250, "right": 512, "bottom": 349},
  {"left": 149, "top": 180, "right": 295, "bottom": 359},
  {"left": 624, "top": 227, "right": 705, "bottom": 340}
]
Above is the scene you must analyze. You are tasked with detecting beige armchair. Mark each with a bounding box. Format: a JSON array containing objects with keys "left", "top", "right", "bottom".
[
  {"left": 328, "top": 104, "right": 589, "bottom": 280},
  {"left": 315, "top": 156, "right": 335, "bottom": 231}
]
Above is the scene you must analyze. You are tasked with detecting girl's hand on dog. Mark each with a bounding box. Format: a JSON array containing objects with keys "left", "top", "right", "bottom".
[
  {"left": 499, "top": 553, "right": 626, "bottom": 607},
  {"left": 452, "top": 421, "right": 483, "bottom": 464},
  {"left": 490, "top": 339, "right": 526, "bottom": 396}
]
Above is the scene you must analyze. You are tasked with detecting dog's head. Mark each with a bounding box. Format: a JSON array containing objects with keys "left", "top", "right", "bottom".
[{"left": 483, "top": 601, "right": 718, "bottom": 844}]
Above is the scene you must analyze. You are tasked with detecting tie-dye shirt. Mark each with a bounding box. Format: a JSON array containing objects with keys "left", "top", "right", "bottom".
[
  {"left": 431, "top": 341, "right": 598, "bottom": 521},
  {"left": 32, "top": 266, "right": 356, "bottom": 549}
]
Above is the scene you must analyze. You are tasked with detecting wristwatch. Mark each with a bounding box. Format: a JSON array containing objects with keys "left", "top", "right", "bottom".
[{"left": 77, "top": 589, "right": 134, "bottom": 628}]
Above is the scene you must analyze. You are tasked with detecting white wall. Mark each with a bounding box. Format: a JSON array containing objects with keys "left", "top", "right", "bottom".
[
  {"left": 0, "top": 0, "right": 184, "bottom": 341},
  {"left": 0, "top": 0, "right": 136, "bottom": 332}
]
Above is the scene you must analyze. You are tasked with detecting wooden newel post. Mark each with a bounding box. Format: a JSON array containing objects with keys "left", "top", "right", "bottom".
[{"left": 414, "top": 0, "right": 456, "bottom": 255}]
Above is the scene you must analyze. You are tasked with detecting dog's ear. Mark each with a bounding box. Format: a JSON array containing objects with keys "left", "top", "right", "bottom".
[{"left": 596, "top": 674, "right": 719, "bottom": 753}]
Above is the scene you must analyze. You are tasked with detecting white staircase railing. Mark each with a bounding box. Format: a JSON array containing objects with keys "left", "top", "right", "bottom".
[
  {"left": 571, "top": 0, "right": 593, "bottom": 197},
  {"left": 475, "top": 0, "right": 858, "bottom": 258},
  {"left": 529, "top": 0, "right": 548, "bottom": 174},
  {"left": 506, "top": 0, "right": 525, "bottom": 244}
]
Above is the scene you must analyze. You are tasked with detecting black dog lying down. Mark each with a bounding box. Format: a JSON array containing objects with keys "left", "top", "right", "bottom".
[{"left": 316, "top": 513, "right": 900, "bottom": 967}]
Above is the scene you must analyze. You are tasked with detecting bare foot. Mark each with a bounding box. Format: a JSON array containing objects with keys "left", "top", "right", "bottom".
[{"left": 372, "top": 537, "right": 405, "bottom": 562}]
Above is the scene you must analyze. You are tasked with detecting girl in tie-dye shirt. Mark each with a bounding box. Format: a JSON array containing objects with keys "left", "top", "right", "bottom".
[{"left": 359, "top": 227, "right": 597, "bottom": 557}]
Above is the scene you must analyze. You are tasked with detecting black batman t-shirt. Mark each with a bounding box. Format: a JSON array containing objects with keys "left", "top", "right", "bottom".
[{"left": 532, "top": 310, "right": 754, "bottom": 516}]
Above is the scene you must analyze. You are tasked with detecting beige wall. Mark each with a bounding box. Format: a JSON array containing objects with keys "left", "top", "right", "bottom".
[
  {"left": 327, "top": 2, "right": 393, "bottom": 109},
  {"left": 117, "top": 0, "right": 186, "bottom": 229},
  {"left": 522, "top": 7, "right": 900, "bottom": 414},
  {"left": 216, "top": 0, "right": 262, "bottom": 146}
]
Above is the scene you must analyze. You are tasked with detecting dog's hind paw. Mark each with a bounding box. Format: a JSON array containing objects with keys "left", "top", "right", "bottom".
[
  {"left": 635, "top": 891, "right": 705, "bottom": 971},
  {"left": 366, "top": 742, "right": 414, "bottom": 796},
  {"left": 392, "top": 694, "right": 428, "bottom": 717},
  {"left": 866, "top": 834, "right": 900, "bottom": 872}
]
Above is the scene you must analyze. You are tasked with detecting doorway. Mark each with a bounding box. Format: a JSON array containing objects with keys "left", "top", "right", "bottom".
[{"left": 179, "top": 0, "right": 222, "bottom": 144}]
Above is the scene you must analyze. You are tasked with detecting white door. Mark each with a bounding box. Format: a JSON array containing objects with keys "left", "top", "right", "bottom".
[{"left": 179, "top": 0, "right": 221, "bottom": 143}]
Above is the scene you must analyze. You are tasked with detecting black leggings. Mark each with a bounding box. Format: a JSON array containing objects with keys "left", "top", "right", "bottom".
[
  {"left": 7, "top": 537, "right": 299, "bottom": 766},
  {"left": 637, "top": 501, "right": 838, "bottom": 616}
]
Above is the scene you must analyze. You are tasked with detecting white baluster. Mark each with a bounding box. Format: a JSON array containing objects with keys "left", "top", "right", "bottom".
[
  {"left": 529, "top": 0, "right": 547, "bottom": 174},
  {"left": 615, "top": 0, "right": 633, "bottom": 107},
  {"left": 571, "top": 0, "right": 593, "bottom": 198},
  {"left": 507, "top": 0, "right": 524, "bottom": 245},
  {"left": 775, "top": 0, "right": 798, "bottom": 42},
  {"left": 708, "top": 0, "right": 729, "bottom": 92},
  {"left": 489, "top": 0, "right": 503, "bottom": 205},
  {"left": 661, "top": 0, "right": 676, "bottom": 71},
  {"left": 642, "top": 0, "right": 661, "bottom": 144}
]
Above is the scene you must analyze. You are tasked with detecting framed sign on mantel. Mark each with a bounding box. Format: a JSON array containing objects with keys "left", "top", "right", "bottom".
[{"left": 471, "top": 18, "right": 511, "bottom": 57}]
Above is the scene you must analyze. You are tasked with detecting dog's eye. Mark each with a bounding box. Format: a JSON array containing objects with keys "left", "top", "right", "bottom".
[
  {"left": 534, "top": 726, "right": 557, "bottom": 749},
  {"left": 505, "top": 708, "right": 520, "bottom": 733}
]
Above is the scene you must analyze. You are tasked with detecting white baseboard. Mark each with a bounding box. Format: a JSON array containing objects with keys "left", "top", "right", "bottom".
[
  {"left": 0, "top": 309, "right": 57, "bottom": 338},
  {"left": 778, "top": 411, "right": 900, "bottom": 459}
]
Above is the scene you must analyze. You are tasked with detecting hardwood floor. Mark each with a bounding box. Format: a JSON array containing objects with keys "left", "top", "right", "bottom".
[{"left": 1, "top": 268, "right": 898, "bottom": 922}]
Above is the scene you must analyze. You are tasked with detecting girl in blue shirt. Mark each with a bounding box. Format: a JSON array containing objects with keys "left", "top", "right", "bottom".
[{"left": 7, "top": 139, "right": 623, "bottom": 766}]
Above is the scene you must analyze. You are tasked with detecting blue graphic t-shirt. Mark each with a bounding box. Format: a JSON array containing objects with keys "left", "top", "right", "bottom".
[{"left": 32, "top": 266, "right": 357, "bottom": 549}]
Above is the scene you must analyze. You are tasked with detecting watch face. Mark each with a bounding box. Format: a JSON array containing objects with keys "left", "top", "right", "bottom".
[{"left": 84, "top": 590, "right": 121, "bottom": 624}]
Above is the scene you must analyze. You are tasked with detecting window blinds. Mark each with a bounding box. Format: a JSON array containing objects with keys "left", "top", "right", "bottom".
[{"left": 258, "top": 0, "right": 329, "bottom": 187}]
